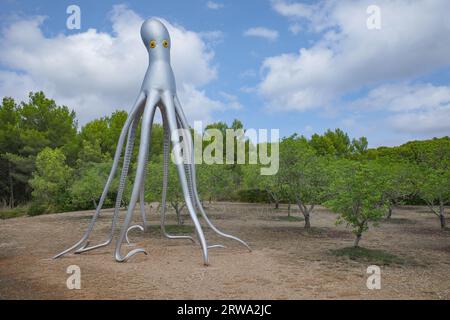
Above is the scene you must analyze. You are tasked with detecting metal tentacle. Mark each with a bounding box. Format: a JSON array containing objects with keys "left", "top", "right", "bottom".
[
  {"left": 174, "top": 95, "right": 252, "bottom": 252},
  {"left": 75, "top": 111, "right": 140, "bottom": 254},
  {"left": 159, "top": 108, "right": 195, "bottom": 243},
  {"left": 208, "top": 244, "right": 226, "bottom": 249},
  {"left": 123, "top": 119, "right": 152, "bottom": 244},
  {"left": 139, "top": 182, "right": 148, "bottom": 232},
  {"left": 175, "top": 114, "right": 225, "bottom": 249},
  {"left": 115, "top": 92, "right": 159, "bottom": 262},
  {"left": 139, "top": 119, "right": 152, "bottom": 232},
  {"left": 53, "top": 92, "right": 146, "bottom": 259},
  {"left": 162, "top": 92, "right": 209, "bottom": 265},
  {"left": 125, "top": 224, "right": 144, "bottom": 244}
]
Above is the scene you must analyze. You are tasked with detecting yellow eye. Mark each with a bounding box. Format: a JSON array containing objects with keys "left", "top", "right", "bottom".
[
  {"left": 149, "top": 40, "right": 156, "bottom": 48},
  {"left": 162, "top": 39, "right": 169, "bottom": 48}
]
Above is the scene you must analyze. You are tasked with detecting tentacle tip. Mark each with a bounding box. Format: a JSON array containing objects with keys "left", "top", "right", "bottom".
[
  {"left": 208, "top": 244, "right": 226, "bottom": 249},
  {"left": 115, "top": 248, "right": 147, "bottom": 263}
]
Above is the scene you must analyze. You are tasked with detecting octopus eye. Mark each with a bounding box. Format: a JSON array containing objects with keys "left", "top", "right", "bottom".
[
  {"left": 162, "top": 39, "right": 169, "bottom": 48},
  {"left": 149, "top": 40, "right": 156, "bottom": 48}
]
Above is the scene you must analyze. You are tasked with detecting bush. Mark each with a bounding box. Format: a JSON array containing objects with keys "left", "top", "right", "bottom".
[
  {"left": 237, "top": 189, "right": 269, "bottom": 203},
  {"left": 27, "top": 203, "right": 47, "bottom": 216}
]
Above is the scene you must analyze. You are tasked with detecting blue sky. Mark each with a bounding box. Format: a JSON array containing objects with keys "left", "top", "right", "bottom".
[{"left": 1, "top": 0, "right": 449, "bottom": 147}]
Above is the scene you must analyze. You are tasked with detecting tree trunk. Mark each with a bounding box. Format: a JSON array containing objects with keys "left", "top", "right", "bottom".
[
  {"left": 267, "top": 190, "right": 279, "bottom": 210},
  {"left": 387, "top": 204, "right": 393, "bottom": 219},
  {"left": 287, "top": 203, "right": 291, "bottom": 217},
  {"left": 172, "top": 202, "right": 184, "bottom": 225},
  {"left": 92, "top": 198, "right": 97, "bottom": 208},
  {"left": 296, "top": 198, "right": 312, "bottom": 229},
  {"left": 176, "top": 207, "right": 183, "bottom": 225},
  {"left": 354, "top": 234, "right": 362, "bottom": 247},
  {"left": 304, "top": 213, "right": 311, "bottom": 229},
  {"left": 8, "top": 161, "right": 14, "bottom": 209},
  {"left": 439, "top": 200, "right": 446, "bottom": 229}
]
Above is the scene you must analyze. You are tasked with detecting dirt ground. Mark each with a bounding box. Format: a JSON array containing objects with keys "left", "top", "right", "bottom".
[{"left": 0, "top": 202, "right": 449, "bottom": 299}]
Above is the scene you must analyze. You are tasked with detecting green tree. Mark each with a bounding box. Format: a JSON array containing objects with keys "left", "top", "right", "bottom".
[
  {"left": 145, "top": 160, "right": 185, "bottom": 225},
  {"left": 242, "top": 163, "right": 285, "bottom": 210},
  {"left": 279, "top": 135, "right": 330, "bottom": 228},
  {"left": 29, "top": 147, "right": 73, "bottom": 213},
  {"left": 0, "top": 92, "right": 77, "bottom": 207},
  {"left": 197, "top": 163, "right": 235, "bottom": 203},
  {"left": 417, "top": 167, "right": 449, "bottom": 229},
  {"left": 69, "top": 162, "right": 112, "bottom": 210},
  {"left": 381, "top": 160, "right": 419, "bottom": 219},
  {"left": 325, "top": 160, "right": 388, "bottom": 247},
  {"left": 0, "top": 97, "right": 21, "bottom": 207}
]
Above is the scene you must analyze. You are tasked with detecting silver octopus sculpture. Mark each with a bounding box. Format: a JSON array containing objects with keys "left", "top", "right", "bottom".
[{"left": 53, "top": 18, "right": 250, "bottom": 265}]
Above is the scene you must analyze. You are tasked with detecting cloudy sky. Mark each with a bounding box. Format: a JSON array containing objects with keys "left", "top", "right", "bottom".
[{"left": 0, "top": 0, "right": 449, "bottom": 147}]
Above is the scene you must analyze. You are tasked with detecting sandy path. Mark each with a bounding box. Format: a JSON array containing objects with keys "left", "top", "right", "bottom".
[{"left": 0, "top": 203, "right": 449, "bottom": 299}]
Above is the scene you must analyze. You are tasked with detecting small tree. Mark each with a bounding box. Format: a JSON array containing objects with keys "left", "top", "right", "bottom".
[
  {"left": 242, "top": 163, "right": 286, "bottom": 211},
  {"left": 197, "top": 163, "right": 235, "bottom": 203},
  {"left": 29, "top": 147, "right": 72, "bottom": 213},
  {"left": 69, "top": 162, "right": 112, "bottom": 209},
  {"left": 414, "top": 139, "right": 450, "bottom": 229},
  {"left": 279, "top": 135, "right": 330, "bottom": 228},
  {"left": 418, "top": 167, "right": 449, "bottom": 229},
  {"left": 325, "top": 160, "right": 387, "bottom": 247},
  {"left": 146, "top": 160, "right": 185, "bottom": 225},
  {"left": 381, "top": 160, "right": 418, "bottom": 219}
]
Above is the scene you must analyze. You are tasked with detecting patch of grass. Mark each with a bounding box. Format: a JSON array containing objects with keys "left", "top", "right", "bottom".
[
  {"left": 274, "top": 215, "right": 304, "bottom": 222},
  {"left": 0, "top": 207, "right": 27, "bottom": 219},
  {"left": 331, "top": 246, "right": 404, "bottom": 266}
]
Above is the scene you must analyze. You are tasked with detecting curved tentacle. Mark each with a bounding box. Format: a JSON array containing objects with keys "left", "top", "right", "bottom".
[
  {"left": 174, "top": 95, "right": 251, "bottom": 252},
  {"left": 208, "top": 244, "right": 226, "bottom": 249},
  {"left": 75, "top": 111, "right": 140, "bottom": 254},
  {"left": 125, "top": 224, "right": 144, "bottom": 244},
  {"left": 162, "top": 92, "right": 208, "bottom": 265},
  {"left": 53, "top": 92, "right": 146, "bottom": 259},
  {"left": 159, "top": 108, "right": 195, "bottom": 243},
  {"left": 115, "top": 91, "right": 159, "bottom": 262}
]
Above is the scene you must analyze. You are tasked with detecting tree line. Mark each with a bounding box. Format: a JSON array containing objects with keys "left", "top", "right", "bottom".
[{"left": 0, "top": 92, "right": 448, "bottom": 246}]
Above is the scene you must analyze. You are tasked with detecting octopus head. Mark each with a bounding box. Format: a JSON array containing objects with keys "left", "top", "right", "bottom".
[{"left": 141, "top": 18, "right": 171, "bottom": 61}]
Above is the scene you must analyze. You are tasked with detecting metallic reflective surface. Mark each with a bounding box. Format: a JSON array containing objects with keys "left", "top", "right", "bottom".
[{"left": 53, "top": 18, "right": 250, "bottom": 265}]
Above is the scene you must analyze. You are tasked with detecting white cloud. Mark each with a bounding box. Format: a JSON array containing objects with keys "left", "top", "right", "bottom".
[
  {"left": 271, "top": 0, "right": 314, "bottom": 19},
  {"left": 218, "top": 91, "right": 243, "bottom": 110},
  {"left": 206, "top": 1, "right": 224, "bottom": 10},
  {"left": 199, "top": 30, "right": 225, "bottom": 45},
  {"left": 353, "top": 83, "right": 450, "bottom": 135},
  {"left": 243, "top": 27, "right": 279, "bottom": 41},
  {"left": 261, "top": 0, "right": 450, "bottom": 137},
  {"left": 179, "top": 84, "right": 242, "bottom": 120},
  {"left": 0, "top": 5, "right": 235, "bottom": 125}
]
